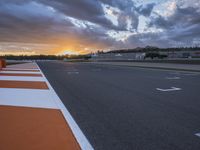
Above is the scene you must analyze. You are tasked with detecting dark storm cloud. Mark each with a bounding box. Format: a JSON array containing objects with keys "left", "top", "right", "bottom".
[
  {"left": 0, "top": 2, "right": 74, "bottom": 43},
  {"left": 100, "top": 0, "right": 155, "bottom": 30},
  {"left": 0, "top": 0, "right": 133, "bottom": 50},
  {"left": 37, "top": 0, "right": 120, "bottom": 30},
  {"left": 0, "top": 0, "right": 28, "bottom": 4},
  {"left": 148, "top": 5, "right": 200, "bottom": 46},
  {"left": 100, "top": 0, "right": 135, "bottom": 10},
  {"left": 125, "top": 32, "right": 166, "bottom": 48},
  {"left": 0, "top": 0, "right": 121, "bottom": 54},
  {"left": 137, "top": 3, "right": 156, "bottom": 17},
  {"left": 0, "top": 0, "right": 200, "bottom": 54},
  {"left": 100, "top": 0, "right": 139, "bottom": 30},
  {"left": 149, "top": 6, "right": 200, "bottom": 29},
  {"left": 38, "top": 0, "right": 149, "bottom": 31}
]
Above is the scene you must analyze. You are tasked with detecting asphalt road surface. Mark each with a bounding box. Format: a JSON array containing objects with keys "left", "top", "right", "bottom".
[{"left": 38, "top": 61, "right": 200, "bottom": 150}]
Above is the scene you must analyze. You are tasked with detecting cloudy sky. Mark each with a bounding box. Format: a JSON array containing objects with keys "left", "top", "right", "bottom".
[{"left": 0, "top": 0, "right": 200, "bottom": 55}]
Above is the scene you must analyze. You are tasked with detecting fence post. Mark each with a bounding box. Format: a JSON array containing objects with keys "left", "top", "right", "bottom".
[
  {"left": 2, "top": 59, "right": 6, "bottom": 68},
  {"left": 0, "top": 59, "right": 2, "bottom": 70}
]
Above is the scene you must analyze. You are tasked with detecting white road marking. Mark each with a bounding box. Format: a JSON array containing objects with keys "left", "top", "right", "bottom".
[
  {"left": 156, "top": 87, "right": 182, "bottom": 92},
  {"left": 195, "top": 133, "right": 200, "bottom": 138},
  {"left": 36, "top": 63, "right": 94, "bottom": 150},
  {"left": 170, "top": 72, "right": 200, "bottom": 76},
  {"left": 0, "top": 76, "right": 45, "bottom": 81},
  {"left": 0, "top": 71, "right": 41, "bottom": 74},
  {"left": 0, "top": 88, "right": 58, "bottom": 109},
  {"left": 67, "top": 71, "right": 79, "bottom": 74},
  {"left": 166, "top": 77, "right": 180, "bottom": 80},
  {"left": 182, "top": 73, "right": 200, "bottom": 76}
]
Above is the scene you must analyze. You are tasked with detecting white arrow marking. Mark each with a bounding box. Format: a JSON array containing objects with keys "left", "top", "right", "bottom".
[
  {"left": 156, "top": 87, "right": 182, "bottom": 92},
  {"left": 195, "top": 133, "right": 200, "bottom": 138}
]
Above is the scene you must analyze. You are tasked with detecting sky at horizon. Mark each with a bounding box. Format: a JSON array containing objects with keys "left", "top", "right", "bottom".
[{"left": 0, "top": 0, "right": 200, "bottom": 55}]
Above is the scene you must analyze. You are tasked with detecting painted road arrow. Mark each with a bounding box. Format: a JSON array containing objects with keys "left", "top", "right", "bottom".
[{"left": 156, "top": 87, "right": 182, "bottom": 92}]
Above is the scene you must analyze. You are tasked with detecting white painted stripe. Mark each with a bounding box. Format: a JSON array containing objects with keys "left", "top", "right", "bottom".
[
  {"left": 3, "top": 68, "right": 40, "bottom": 71},
  {"left": 0, "top": 88, "right": 58, "bottom": 109},
  {"left": 182, "top": 73, "right": 200, "bottom": 76},
  {"left": 0, "top": 71, "right": 41, "bottom": 74},
  {"left": 67, "top": 71, "right": 79, "bottom": 74},
  {"left": 156, "top": 87, "right": 182, "bottom": 92},
  {"left": 0, "top": 76, "right": 45, "bottom": 81},
  {"left": 195, "top": 133, "right": 200, "bottom": 138},
  {"left": 36, "top": 63, "right": 94, "bottom": 150},
  {"left": 170, "top": 72, "right": 200, "bottom": 76}
]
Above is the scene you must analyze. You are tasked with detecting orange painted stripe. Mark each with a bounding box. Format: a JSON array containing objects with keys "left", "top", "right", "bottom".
[
  {"left": 7, "top": 63, "right": 38, "bottom": 69},
  {"left": 3, "top": 69, "right": 40, "bottom": 72},
  {"left": 0, "top": 73, "right": 43, "bottom": 77},
  {"left": 7, "top": 67, "right": 39, "bottom": 69},
  {"left": 0, "top": 106, "right": 80, "bottom": 150},
  {"left": 0, "top": 80, "right": 49, "bottom": 89}
]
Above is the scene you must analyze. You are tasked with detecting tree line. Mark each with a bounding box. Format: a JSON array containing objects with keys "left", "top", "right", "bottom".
[{"left": 0, "top": 54, "right": 91, "bottom": 60}]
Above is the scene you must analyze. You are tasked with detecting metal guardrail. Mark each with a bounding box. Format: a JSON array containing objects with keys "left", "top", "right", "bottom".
[{"left": 92, "top": 59, "right": 200, "bottom": 65}]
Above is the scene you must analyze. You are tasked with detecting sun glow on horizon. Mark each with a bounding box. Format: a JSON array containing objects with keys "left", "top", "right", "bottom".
[{"left": 56, "top": 49, "right": 81, "bottom": 56}]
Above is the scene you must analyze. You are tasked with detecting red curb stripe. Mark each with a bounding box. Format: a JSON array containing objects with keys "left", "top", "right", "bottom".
[
  {"left": 0, "top": 80, "right": 49, "bottom": 89},
  {"left": 0, "top": 106, "right": 81, "bottom": 150},
  {"left": 0, "top": 73, "right": 43, "bottom": 77}
]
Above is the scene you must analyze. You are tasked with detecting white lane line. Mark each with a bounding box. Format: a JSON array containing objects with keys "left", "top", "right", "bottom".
[
  {"left": 195, "top": 133, "right": 200, "bottom": 138},
  {"left": 170, "top": 72, "right": 200, "bottom": 76},
  {"left": 166, "top": 77, "right": 180, "bottom": 80},
  {"left": 67, "top": 71, "right": 79, "bottom": 75},
  {"left": 36, "top": 63, "right": 94, "bottom": 150},
  {"left": 182, "top": 73, "right": 200, "bottom": 76},
  {"left": 156, "top": 87, "right": 182, "bottom": 92},
  {"left": 0, "top": 88, "right": 58, "bottom": 109},
  {"left": 0, "top": 71, "right": 41, "bottom": 74}
]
